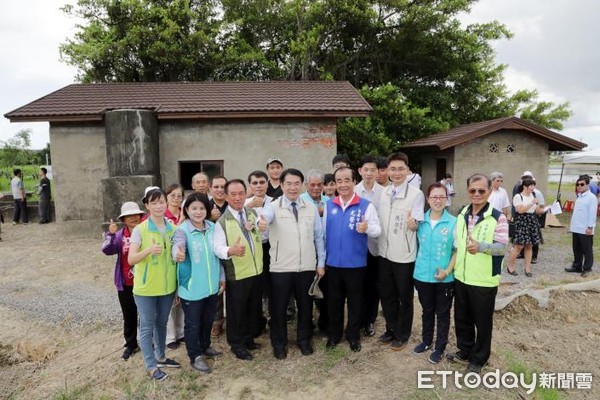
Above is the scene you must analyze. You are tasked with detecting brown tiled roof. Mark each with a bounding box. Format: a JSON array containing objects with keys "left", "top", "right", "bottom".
[
  {"left": 402, "top": 117, "right": 585, "bottom": 151},
  {"left": 5, "top": 81, "right": 372, "bottom": 122}
]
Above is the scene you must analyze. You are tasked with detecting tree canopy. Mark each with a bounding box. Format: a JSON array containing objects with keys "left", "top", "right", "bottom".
[{"left": 60, "top": 0, "right": 572, "bottom": 161}]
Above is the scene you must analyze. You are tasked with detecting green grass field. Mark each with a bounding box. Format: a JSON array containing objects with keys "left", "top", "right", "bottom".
[{"left": 0, "top": 166, "right": 43, "bottom": 201}]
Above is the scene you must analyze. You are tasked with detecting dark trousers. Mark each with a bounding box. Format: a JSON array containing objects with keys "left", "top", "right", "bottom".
[
  {"left": 13, "top": 199, "right": 28, "bottom": 223},
  {"left": 327, "top": 266, "right": 365, "bottom": 343},
  {"left": 572, "top": 232, "right": 594, "bottom": 271},
  {"left": 212, "top": 292, "right": 224, "bottom": 329},
  {"left": 379, "top": 258, "right": 414, "bottom": 342},
  {"left": 414, "top": 280, "right": 454, "bottom": 351},
  {"left": 261, "top": 242, "right": 271, "bottom": 299},
  {"left": 453, "top": 279, "right": 497, "bottom": 366},
  {"left": 38, "top": 198, "right": 51, "bottom": 223},
  {"left": 361, "top": 252, "right": 380, "bottom": 327},
  {"left": 181, "top": 294, "right": 217, "bottom": 362},
  {"left": 315, "top": 273, "right": 329, "bottom": 332},
  {"left": 225, "top": 275, "right": 262, "bottom": 352},
  {"left": 269, "top": 271, "right": 314, "bottom": 350},
  {"left": 117, "top": 285, "right": 138, "bottom": 350}
]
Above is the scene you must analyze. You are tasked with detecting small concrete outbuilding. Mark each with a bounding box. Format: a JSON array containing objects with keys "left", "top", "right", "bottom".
[
  {"left": 401, "top": 117, "right": 586, "bottom": 212},
  {"left": 5, "top": 82, "right": 371, "bottom": 229}
]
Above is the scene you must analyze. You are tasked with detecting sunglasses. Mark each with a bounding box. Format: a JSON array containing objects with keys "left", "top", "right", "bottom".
[
  {"left": 468, "top": 189, "right": 487, "bottom": 195},
  {"left": 577, "top": 183, "right": 587, "bottom": 187}
]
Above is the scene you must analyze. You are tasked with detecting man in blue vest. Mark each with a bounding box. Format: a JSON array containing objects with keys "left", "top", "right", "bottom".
[{"left": 323, "top": 166, "right": 381, "bottom": 352}]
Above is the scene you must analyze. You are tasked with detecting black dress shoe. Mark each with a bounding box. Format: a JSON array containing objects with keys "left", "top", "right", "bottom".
[
  {"left": 298, "top": 344, "right": 314, "bottom": 356},
  {"left": 565, "top": 267, "right": 583, "bottom": 273},
  {"left": 349, "top": 341, "right": 361, "bottom": 352},
  {"left": 246, "top": 342, "right": 262, "bottom": 351},
  {"left": 325, "top": 340, "right": 337, "bottom": 350},
  {"left": 233, "top": 349, "right": 253, "bottom": 361},
  {"left": 273, "top": 348, "right": 287, "bottom": 360},
  {"left": 363, "top": 323, "right": 375, "bottom": 337}
]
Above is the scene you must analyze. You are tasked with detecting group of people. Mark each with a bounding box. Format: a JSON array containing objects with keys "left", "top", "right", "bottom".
[
  {"left": 102, "top": 152, "right": 518, "bottom": 381},
  {"left": 0, "top": 167, "right": 51, "bottom": 242}
]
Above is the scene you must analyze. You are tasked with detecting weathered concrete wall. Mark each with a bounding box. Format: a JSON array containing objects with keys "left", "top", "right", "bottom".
[
  {"left": 49, "top": 123, "right": 108, "bottom": 223},
  {"left": 105, "top": 110, "right": 159, "bottom": 176},
  {"left": 453, "top": 130, "right": 549, "bottom": 209},
  {"left": 101, "top": 175, "right": 159, "bottom": 221},
  {"left": 159, "top": 118, "right": 337, "bottom": 185},
  {"left": 414, "top": 149, "right": 456, "bottom": 211}
]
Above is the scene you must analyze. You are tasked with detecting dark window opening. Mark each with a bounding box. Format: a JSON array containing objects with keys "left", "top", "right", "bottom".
[{"left": 179, "top": 160, "right": 224, "bottom": 190}]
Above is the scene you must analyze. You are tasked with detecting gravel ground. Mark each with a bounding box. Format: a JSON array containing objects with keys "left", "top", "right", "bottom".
[{"left": 0, "top": 214, "right": 592, "bottom": 328}]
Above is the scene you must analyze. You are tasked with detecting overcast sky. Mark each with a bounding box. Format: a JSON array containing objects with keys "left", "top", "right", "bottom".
[{"left": 1, "top": 0, "right": 598, "bottom": 150}]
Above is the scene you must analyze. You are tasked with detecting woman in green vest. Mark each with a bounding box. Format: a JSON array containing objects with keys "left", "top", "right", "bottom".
[{"left": 128, "top": 187, "right": 179, "bottom": 381}]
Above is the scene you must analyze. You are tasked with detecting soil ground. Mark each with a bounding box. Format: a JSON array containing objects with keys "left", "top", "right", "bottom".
[{"left": 0, "top": 212, "right": 598, "bottom": 400}]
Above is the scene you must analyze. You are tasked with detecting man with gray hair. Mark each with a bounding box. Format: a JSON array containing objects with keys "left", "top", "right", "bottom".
[
  {"left": 300, "top": 169, "right": 328, "bottom": 217},
  {"left": 191, "top": 172, "right": 210, "bottom": 195},
  {"left": 487, "top": 172, "right": 511, "bottom": 217}
]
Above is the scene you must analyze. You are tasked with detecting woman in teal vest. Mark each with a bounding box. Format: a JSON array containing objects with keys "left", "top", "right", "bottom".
[
  {"left": 412, "top": 183, "right": 457, "bottom": 364},
  {"left": 172, "top": 192, "right": 225, "bottom": 373},
  {"left": 128, "top": 187, "right": 179, "bottom": 381}
]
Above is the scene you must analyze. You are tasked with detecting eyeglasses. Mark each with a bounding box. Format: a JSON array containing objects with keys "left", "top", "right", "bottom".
[
  {"left": 251, "top": 180, "right": 267, "bottom": 185},
  {"left": 389, "top": 167, "right": 407, "bottom": 173},
  {"left": 577, "top": 183, "right": 587, "bottom": 187},
  {"left": 169, "top": 194, "right": 183, "bottom": 199},
  {"left": 429, "top": 196, "right": 447, "bottom": 201},
  {"left": 468, "top": 189, "right": 487, "bottom": 195}
]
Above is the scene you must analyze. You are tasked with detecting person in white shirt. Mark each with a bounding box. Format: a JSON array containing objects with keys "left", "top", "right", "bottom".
[
  {"left": 487, "top": 172, "right": 511, "bottom": 218},
  {"left": 377, "top": 152, "right": 425, "bottom": 351},
  {"left": 439, "top": 173, "right": 455, "bottom": 213},
  {"left": 354, "top": 155, "right": 384, "bottom": 337},
  {"left": 506, "top": 178, "right": 543, "bottom": 277},
  {"left": 11, "top": 168, "right": 28, "bottom": 224}
]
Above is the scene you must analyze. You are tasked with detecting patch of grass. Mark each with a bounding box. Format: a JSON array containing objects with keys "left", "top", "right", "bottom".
[
  {"left": 321, "top": 344, "right": 349, "bottom": 370},
  {"left": 500, "top": 350, "right": 563, "bottom": 400},
  {"left": 14, "top": 339, "right": 58, "bottom": 364},
  {"left": 53, "top": 379, "right": 92, "bottom": 400},
  {"left": 172, "top": 369, "right": 208, "bottom": 398}
]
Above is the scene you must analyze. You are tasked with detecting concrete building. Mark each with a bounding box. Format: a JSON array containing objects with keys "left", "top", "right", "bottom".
[
  {"left": 5, "top": 82, "right": 371, "bottom": 230},
  {"left": 401, "top": 117, "right": 585, "bottom": 213}
]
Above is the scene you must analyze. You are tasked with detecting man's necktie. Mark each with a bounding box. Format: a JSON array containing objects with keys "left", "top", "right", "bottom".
[
  {"left": 239, "top": 211, "right": 253, "bottom": 245},
  {"left": 291, "top": 202, "right": 299, "bottom": 222}
]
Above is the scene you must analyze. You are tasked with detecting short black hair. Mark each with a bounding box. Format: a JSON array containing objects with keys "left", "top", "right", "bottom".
[
  {"left": 333, "top": 166, "right": 356, "bottom": 181},
  {"left": 225, "top": 179, "right": 246, "bottom": 194},
  {"left": 466, "top": 173, "right": 491, "bottom": 189},
  {"left": 358, "top": 155, "right": 377, "bottom": 168},
  {"left": 443, "top": 173, "right": 452, "bottom": 179},
  {"left": 577, "top": 175, "right": 590, "bottom": 185},
  {"left": 247, "top": 170, "right": 268, "bottom": 183},
  {"left": 387, "top": 152, "right": 409, "bottom": 165},
  {"left": 375, "top": 156, "right": 388, "bottom": 169},
  {"left": 144, "top": 188, "right": 167, "bottom": 204},
  {"left": 40, "top": 167, "right": 48, "bottom": 174},
  {"left": 183, "top": 192, "right": 211, "bottom": 219},
  {"left": 280, "top": 168, "right": 304, "bottom": 183},
  {"left": 332, "top": 153, "right": 351, "bottom": 167},
  {"left": 13, "top": 168, "right": 21, "bottom": 176},
  {"left": 324, "top": 173, "right": 335, "bottom": 185},
  {"left": 211, "top": 176, "right": 227, "bottom": 186}
]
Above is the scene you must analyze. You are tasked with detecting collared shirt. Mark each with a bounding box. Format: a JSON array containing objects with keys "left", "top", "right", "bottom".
[
  {"left": 354, "top": 181, "right": 384, "bottom": 210},
  {"left": 214, "top": 206, "right": 256, "bottom": 259},
  {"left": 570, "top": 190, "right": 598, "bottom": 234},
  {"left": 261, "top": 195, "right": 326, "bottom": 268},
  {"left": 488, "top": 187, "right": 511, "bottom": 213}
]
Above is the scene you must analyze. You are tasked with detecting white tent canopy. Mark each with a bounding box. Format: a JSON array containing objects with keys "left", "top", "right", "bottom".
[{"left": 563, "top": 149, "right": 600, "bottom": 164}]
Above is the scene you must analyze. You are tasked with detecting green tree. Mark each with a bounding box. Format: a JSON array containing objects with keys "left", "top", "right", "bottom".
[
  {"left": 0, "top": 129, "right": 36, "bottom": 167},
  {"left": 60, "top": 0, "right": 572, "bottom": 158}
]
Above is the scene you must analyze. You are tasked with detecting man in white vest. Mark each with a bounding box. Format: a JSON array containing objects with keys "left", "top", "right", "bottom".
[
  {"left": 260, "top": 168, "right": 326, "bottom": 360},
  {"left": 378, "top": 152, "right": 425, "bottom": 351}
]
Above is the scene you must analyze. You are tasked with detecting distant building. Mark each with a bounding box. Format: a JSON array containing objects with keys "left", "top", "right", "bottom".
[{"left": 402, "top": 117, "right": 585, "bottom": 212}]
